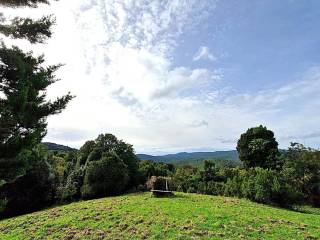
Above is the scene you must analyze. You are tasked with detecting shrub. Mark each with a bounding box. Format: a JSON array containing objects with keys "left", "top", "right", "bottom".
[
  {"left": 223, "top": 167, "right": 303, "bottom": 206},
  {"left": 282, "top": 143, "right": 320, "bottom": 207},
  {"left": 0, "top": 158, "right": 55, "bottom": 218},
  {"left": 59, "top": 168, "right": 84, "bottom": 202},
  {"left": 173, "top": 165, "right": 199, "bottom": 192},
  {"left": 199, "top": 181, "right": 225, "bottom": 195}
]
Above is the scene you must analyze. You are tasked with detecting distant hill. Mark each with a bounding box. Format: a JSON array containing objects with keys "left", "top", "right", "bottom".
[
  {"left": 137, "top": 150, "right": 238, "bottom": 164},
  {"left": 42, "top": 142, "right": 78, "bottom": 152}
]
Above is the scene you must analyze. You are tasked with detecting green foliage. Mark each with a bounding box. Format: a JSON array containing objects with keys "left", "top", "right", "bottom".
[
  {"left": 78, "top": 134, "right": 139, "bottom": 188},
  {"left": 0, "top": 147, "right": 55, "bottom": 218},
  {"left": 173, "top": 165, "right": 200, "bottom": 192},
  {"left": 59, "top": 168, "right": 84, "bottom": 202},
  {"left": 81, "top": 152, "right": 129, "bottom": 199},
  {"left": 0, "top": 0, "right": 72, "bottom": 217},
  {"left": 175, "top": 158, "right": 241, "bottom": 169},
  {"left": 282, "top": 143, "right": 320, "bottom": 207},
  {"left": 0, "top": 16, "right": 54, "bottom": 43},
  {"left": 77, "top": 140, "right": 95, "bottom": 166},
  {"left": 237, "top": 125, "right": 280, "bottom": 169},
  {"left": 138, "top": 160, "right": 175, "bottom": 184},
  {"left": 0, "top": 46, "right": 73, "bottom": 180}
]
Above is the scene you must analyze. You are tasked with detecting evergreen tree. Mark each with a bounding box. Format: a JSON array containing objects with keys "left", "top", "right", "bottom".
[{"left": 0, "top": 0, "right": 73, "bottom": 181}]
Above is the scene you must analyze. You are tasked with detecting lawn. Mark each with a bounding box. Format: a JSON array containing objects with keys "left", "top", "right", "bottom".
[{"left": 0, "top": 192, "right": 319, "bottom": 239}]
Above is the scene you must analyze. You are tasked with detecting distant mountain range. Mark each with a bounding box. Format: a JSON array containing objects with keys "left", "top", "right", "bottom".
[
  {"left": 42, "top": 142, "right": 239, "bottom": 165},
  {"left": 42, "top": 142, "right": 78, "bottom": 152},
  {"left": 137, "top": 150, "right": 238, "bottom": 163}
]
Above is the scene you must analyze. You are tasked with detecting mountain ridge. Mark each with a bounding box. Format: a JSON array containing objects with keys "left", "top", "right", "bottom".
[
  {"left": 42, "top": 142, "right": 239, "bottom": 163},
  {"left": 137, "top": 150, "right": 238, "bottom": 163},
  {"left": 42, "top": 142, "right": 78, "bottom": 152}
]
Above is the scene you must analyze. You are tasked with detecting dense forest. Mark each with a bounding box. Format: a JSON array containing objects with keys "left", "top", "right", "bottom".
[{"left": 0, "top": 0, "right": 320, "bottom": 219}]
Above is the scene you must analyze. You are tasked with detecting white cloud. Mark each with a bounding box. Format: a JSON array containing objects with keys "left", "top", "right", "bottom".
[
  {"left": 193, "top": 46, "right": 217, "bottom": 61},
  {"left": 1, "top": 1, "right": 320, "bottom": 153}
]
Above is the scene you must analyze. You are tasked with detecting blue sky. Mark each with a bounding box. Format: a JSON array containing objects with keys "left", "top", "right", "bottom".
[
  {"left": 175, "top": 0, "right": 320, "bottom": 90},
  {"left": 3, "top": 0, "right": 320, "bottom": 154}
]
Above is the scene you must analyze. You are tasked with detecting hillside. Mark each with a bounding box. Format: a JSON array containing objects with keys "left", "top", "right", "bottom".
[
  {"left": 42, "top": 142, "right": 78, "bottom": 152},
  {"left": 137, "top": 150, "right": 238, "bottom": 163},
  {"left": 1, "top": 192, "right": 319, "bottom": 239}
]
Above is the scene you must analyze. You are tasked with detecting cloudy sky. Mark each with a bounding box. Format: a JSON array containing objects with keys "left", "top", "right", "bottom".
[{"left": 2, "top": 0, "right": 320, "bottom": 154}]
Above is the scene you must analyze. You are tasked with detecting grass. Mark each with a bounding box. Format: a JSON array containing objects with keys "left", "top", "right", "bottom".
[{"left": 0, "top": 192, "right": 320, "bottom": 239}]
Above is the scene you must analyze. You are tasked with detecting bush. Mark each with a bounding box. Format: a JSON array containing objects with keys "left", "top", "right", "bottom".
[
  {"left": 282, "top": 143, "right": 320, "bottom": 207},
  {"left": 198, "top": 181, "right": 225, "bottom": 195},
  {"left": 223, "top": 167, "right": 303, "bottom": 206},
  {"left": 59, "top": 168, "right": 84, "bottom": 202},
  {"left": 81, "top": 152, "right": 129, "bottom": 199},
  {"left": 0, "top": 158, "right": 55, "bottom": 218},
  {"left": 138, "top": 160, "right": 175, "bottom": 185},
  {"left": 173, "top": 165, "right": 199, "bottom": 192}
]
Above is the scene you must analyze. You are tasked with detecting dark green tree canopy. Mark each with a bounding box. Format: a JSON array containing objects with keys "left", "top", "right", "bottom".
[
  {"left": 81, "top": 152, "right": 129, "bottom": 199},
  {"left": 0, "top": 46, "right": 73, "bottom": 160},
  {"left": 78, "top": 133, "right": 139, "bottom": 187},
  {"left": 236, "top": 125, "right": 280, "bottom": 169}
]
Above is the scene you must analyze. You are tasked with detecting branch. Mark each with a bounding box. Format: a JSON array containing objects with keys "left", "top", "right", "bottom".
[
  {"left": 0, "top": 0, "right": 49, "bottom": 8},
  {"left": 0, "top": 16, "right": 55, "bottom": 43}
]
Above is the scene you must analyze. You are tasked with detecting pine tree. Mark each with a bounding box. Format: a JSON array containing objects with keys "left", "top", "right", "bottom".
[
  {"left": 0, "top": 46, "right": 73, "bottom": 158},
  {"left": 0, "top": 0, "right": 73, "bottom": 181}
]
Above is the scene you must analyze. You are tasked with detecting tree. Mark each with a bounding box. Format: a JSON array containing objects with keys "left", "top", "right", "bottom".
[
  {"left": 0, "top": 0, "right": 73, "bottom": 218},
  {"left": 0, "top": 0, "right": 73, "bottom": 181},
  {"left": 81, "top": 152, "right": 129, "bottom": 199},
  {"left": 80, "top": 134, "right": 139, "bottom": 188},
  {"left": 0, "top": 46, "right": 73, "bottom": 181},
  {"left": 77, "top": 140, "right": 95, "bottom": 167},
  {"left": 237, "top": 125, "right": 280, "bottom": 169}
]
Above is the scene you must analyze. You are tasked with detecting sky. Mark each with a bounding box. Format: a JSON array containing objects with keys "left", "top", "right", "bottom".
[{"left": 2, "top": 0, "right": 320, "bottom": 154}]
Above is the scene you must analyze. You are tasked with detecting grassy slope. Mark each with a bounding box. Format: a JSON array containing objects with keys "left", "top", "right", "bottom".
[{"left": 0, "top": 192, "right": 320, "bottom": 240}]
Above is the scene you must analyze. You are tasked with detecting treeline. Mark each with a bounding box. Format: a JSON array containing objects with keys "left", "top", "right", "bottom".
[
  {"left": 0, "top": 133, "right": 177, "bottom": 218},
  {"left": 156, "top": 126, "right": 320, "bottom": 208},
  {"left": 171, "top": 143, "right": 320, "bottom": 207}
]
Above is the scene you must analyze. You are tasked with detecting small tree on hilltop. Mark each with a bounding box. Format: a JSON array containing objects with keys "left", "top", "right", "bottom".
[
  {"left": 81, "top": 152, "right": 129, "bottom": 199},
  {"left": 237, "top": 125, "right": 280, "bottom": 169},
  {"left": 80, "top": 134, "right": 139, "bottom": 188}
]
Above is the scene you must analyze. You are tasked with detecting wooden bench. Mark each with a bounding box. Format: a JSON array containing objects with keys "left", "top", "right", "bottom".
[{"left": 151, "top": 189, "right": 173, "bottom": 197}]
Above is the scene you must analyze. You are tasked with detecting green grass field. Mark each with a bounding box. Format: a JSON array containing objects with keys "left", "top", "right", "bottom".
[{"left": 0, "top": 192, "right": 320, "bottom": 239}]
